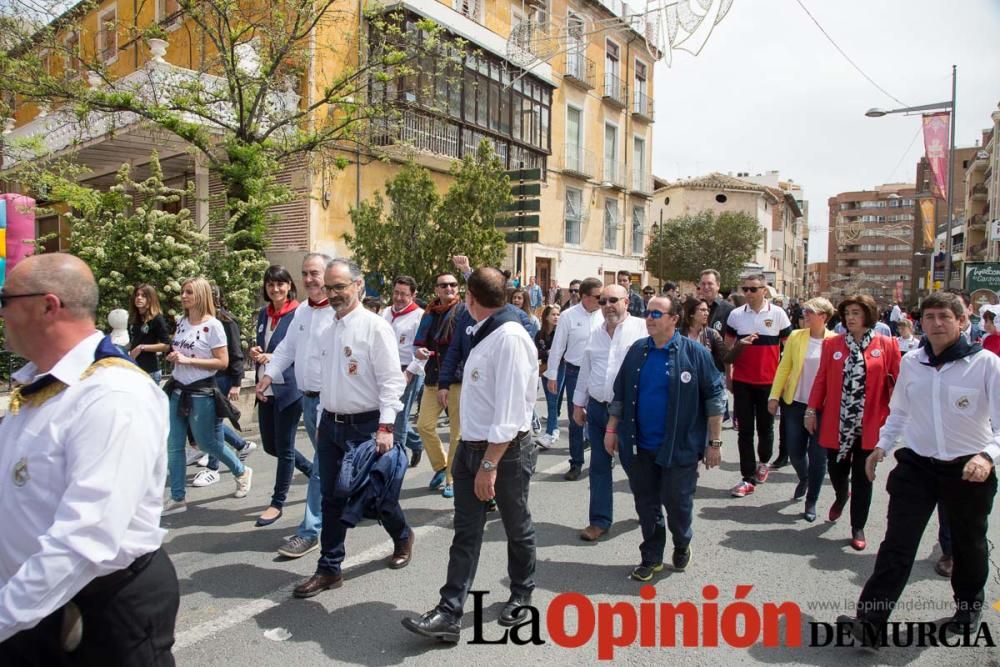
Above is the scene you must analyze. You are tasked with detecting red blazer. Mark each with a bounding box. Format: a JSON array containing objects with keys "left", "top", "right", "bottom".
[{"left": 807, "top": 333, "right": 900, "bottom": 451}]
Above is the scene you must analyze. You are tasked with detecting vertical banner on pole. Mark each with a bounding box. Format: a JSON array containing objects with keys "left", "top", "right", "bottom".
[
  {"left": 0, "top": 197, "right": 7, "bottom": 290},
  {"left": 922, "top": 112, "right": 951, "bottom": 200},
  {"left": 1, "top": 194, "right": 37, "bottom": 289},
  {"left": 919, "top": 198, "right": 936, "bottom": 250}
]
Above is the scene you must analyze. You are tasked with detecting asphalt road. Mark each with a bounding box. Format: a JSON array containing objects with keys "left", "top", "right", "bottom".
[{"left": 166, "top": 401, "right": 1000, "bottom": 666}]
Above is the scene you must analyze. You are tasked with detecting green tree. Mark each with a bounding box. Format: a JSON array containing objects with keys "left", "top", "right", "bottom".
[
  {"left": 58, "top": 153, "right": 209, "bottom": 325},
  {"left": 646, "top": 210, "right": 763, "bottom": 289},
  {"left": 345, "top": 141, "right": 509, "bottom": 296}
]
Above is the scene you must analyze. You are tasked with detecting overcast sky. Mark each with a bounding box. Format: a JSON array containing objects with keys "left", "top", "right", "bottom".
[{"left": 649, "top": 0, "right": 1000, "bottom": 263}]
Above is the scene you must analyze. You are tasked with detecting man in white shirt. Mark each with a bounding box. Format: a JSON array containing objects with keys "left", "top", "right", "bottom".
[
  {"left": 257, "top": 253, "right": 334, "bottom": 559},
  {"left": 572, "top": 284, "right": 648, "bottom": 541},
  {"left": 292, "top": 259, "right": 410, "bottom": 599},
  {"left": 383, "top": 275, "right": 425, "bottom": 463},
  {"left": 888, "top": 300, "right": 902, "bottom": 335},
  {"left": 839, "top": 291, "right": 999, "bottom": 645},
  {"left": 545, "top": 276, "right": 605, "bottom": 480},
  {"left": 0, "top": 254, "right": 177, "bottom": 664},
  {"left": 403, "top": 268, "right": 538, "bottom": 642}
]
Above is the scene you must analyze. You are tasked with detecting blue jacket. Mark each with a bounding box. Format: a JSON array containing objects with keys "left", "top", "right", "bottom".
[
  {"left": 255, "top": 306, "right": 301, "bottom": 411},
  {"left": 340, "top": 440, "right": 409, "bottom": 528},
  {"left": 439, "top": 304, "right": 533, "bottom": 390},
  {"left": 609, "top": 333, "right": 725, "bottom": 469}
]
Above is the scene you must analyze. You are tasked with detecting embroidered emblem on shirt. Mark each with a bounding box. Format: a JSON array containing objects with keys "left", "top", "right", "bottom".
[
  {"left": 344, "top": 346, "right": 352, "bottom": 357},
  {"left": 13, "top": 457, "right": 29, "bottom": 487},
  {"left": 680, "top": 371, "right": 692, "bottom": 383},
  {"left": 471, "top": 368, "right": 481, "bottom": 381},
  {"left": 871, "top": 348, "right": 881, "bottom": 358},
  {"left": 956, "top": 396, "right": 970, "bottom": 410},
  {"left": 347, "top": 359, "right": 359, "bottom": 376},
  {"left": 399, "top": 334, "right": 406, "bottom": 344},
  {"left": 833, "top": 351, "right": 844, "bottom": 361},
  {"left": 763, "top": 319, "right": 774, "bottom": 328}
]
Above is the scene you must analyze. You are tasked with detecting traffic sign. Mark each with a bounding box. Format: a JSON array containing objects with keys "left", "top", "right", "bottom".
[
  {"left": 503, "top": 199, "right": 541, "bottom": 213},
  {"left": 506, "top": 167, "right": 542, "bottom": 182},
  {"left": 505, "top": 230, "right": 539, "bottom": 244},
  {"left": 511, "top": 183, "right": 541, "bottom": 197},
  {"left": 496, "top": 215, "right": 539, "bottom": 228}
]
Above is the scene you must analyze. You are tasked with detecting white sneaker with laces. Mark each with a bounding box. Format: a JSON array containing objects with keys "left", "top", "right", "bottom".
[
  {"left": 186, "top": 448, "right": 204, "bottom": 466},
  {"left": 234, "top": 466, "right": 253, "bottom": 498},
  {"left": 162, "top": 499, "right": 187, "bottom": 515},
  {"left": 238, "top": 441, "right": 258, "bottom": 462},
  {"left": 192, "top": 469, "right": 221, "bottom": 487},
  {"left": 196, "top": 454, "right": 209, "bottom": 467}
]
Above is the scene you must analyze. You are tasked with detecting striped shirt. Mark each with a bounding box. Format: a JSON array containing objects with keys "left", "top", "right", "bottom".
[{"left": 725, "top": 302, "right": 793, "bottom": 385}]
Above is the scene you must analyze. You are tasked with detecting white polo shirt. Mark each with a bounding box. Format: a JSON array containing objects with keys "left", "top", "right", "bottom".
[{"left": 573, "top": 315, "right": 649, "bottom": 405}]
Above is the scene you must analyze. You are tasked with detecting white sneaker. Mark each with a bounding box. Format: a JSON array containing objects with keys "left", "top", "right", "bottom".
[
  {"left": 192, "top": 469, "right": 221, "bottom": 487},
  {"left": 196, "top": 454, "right": 209, "bottom": 467},
  {"left": 234, "top": 466, "right": 253, "bottom": 498},
  {"left": 238, "top": 441, "right": 258, "bottom": 462},
  {"left": 535, "top": 433, "right": 553, "bottom": 450},
  {"left": 162, "top": 499, "right": 187, "bottom": 515},
  {"left": 552, "top": 428, "right": 560, "bottom": 441},
  {"left": 186, "top": 448, "right": 204, "bottom": 466}
]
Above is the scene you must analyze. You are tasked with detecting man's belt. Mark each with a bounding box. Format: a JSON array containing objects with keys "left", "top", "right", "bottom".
[
  {"left": 461, "top": 431, "right": 530, "bottom": 449},
  {"left": 302, "top": 390, "right": 320, "bottom": 398},
  {"left": 323, "top": 409, "right": 380, "bottom": 424},
  {"left": 77, "top": 548, "right": 159, "bottom": 599},
  {"left": 565, "top": 362, "right": 581, "bottom": 370}
]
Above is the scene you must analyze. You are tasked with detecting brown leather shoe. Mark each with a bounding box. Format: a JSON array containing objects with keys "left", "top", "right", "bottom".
[
  {"left": 293, "top": 573, "right": 343, "bottom": 598},
  {"left": 934, "top": 554, "right": 953, "bottom": 578},
  {"left": 579, "top": 525, "right": 608, "bottom": 542},
  {"left": 388, "top": 532, "right": 414, "bottom": 569}
]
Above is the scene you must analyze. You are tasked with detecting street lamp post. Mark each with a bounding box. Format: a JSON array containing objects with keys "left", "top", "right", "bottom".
[{"left": 865, "top": 65, "right": 957, "bottom": 289}]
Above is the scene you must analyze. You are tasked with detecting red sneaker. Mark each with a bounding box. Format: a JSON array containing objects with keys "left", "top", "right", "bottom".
[{"left": 731, "top": 481, "right": 756, "bottom": 498}]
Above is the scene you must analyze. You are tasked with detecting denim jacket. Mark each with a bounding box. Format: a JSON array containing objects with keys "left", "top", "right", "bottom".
[{"left": 609, "top": 333, "right": 725, "bottom": 469}]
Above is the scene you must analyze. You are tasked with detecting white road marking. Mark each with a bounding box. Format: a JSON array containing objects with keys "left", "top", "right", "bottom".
[{"left": 174, "top": 456, "right": 568, "bottom": 651}]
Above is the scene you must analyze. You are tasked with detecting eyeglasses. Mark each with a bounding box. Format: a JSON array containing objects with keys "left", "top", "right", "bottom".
[
  {"left": 643, "top": 290, "right": 655, "bottom": 295},
  {"left": 568, "top": 288, "right": 579, "bottom": 294},
  {"left": 0, "top": 291, "right": 50, "bottom": 309},
  {"left": 436, "top": 281, "right": 459, "bottom": 289},
  {"left": 741, "top": 286, "right": 761, "bottom": 293},
  {"left": 324, "top": 283, "right": 354, "bottom": 294},
  {"left": 645, "top": 310, "right": 668, "bottom": 319},
  {"left": 597, "top": 297, "right": 621, "bottom": 306}
]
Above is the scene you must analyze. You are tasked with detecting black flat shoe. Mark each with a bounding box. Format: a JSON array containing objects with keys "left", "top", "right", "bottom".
[
  {"left": 255, "top": 508, "right": 283, "bottom": 527},
  {"left": 402, "top": 609, "right": 461, "bottom": 643},
  {"left": 499, "top": 595, "right": 533, "bottom": 627}
]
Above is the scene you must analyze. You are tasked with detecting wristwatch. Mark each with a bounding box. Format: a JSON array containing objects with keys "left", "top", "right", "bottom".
[
  {"left": 708, "top": 439, "right": 723, "bottom": 449},
  {"left": 480, "top": 459, "right": 497, "bottom": 472}
]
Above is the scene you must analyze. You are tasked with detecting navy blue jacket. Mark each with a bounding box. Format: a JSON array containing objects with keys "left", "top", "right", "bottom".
[
  {"left": 340, "top": 440, "right": 409, "bottom": 528},
  {"left": 439, "top": 304, "right": 533, "bottom": 390},
  {"left": 609, "top": 333, "right": 725, "bottom": 469},
  {"left": 255, "top": 306, "right": 301, "bottom": 411}
]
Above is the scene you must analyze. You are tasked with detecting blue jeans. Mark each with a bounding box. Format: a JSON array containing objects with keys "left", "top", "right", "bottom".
[
  {"left": 564, "top": 363, "right": 586, "bottom": 467},
  {"left": 296, "top": 394, "right": 323, "bottom": 541},
  {"left": 586, "top": 399, "right": 614, "bottom": 529},
  {"left": 149, "top": 370, "right": 162, "bottom": 384},
  {"left": 167, "top": 393, "right": 245, "bottom": 501},
  {"left": 394, "top": 372, "right": 424, "bottom": 453},
  {"left": 207, "top": 375, "right": 246, "bottom": 471},
  {"left": 315, "top": 413, "right": 410, "bottom": 575},
  {"left": 781, "top": 400, "right": 826, "bottom": 504},
  {"left": 258, "top": 397, "right": 309, "bottom": 510},
  {"left": 542, "top": 362, "right": 566, "bottom": 435},
  {"left": 624, "top": 449, "right": 696, "bottom": 565}
]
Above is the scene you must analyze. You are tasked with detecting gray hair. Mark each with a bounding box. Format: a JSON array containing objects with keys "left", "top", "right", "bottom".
[
  {"left": 741, "top": 272, "right": 766, "bottom": 283},
  {"left": 303, "top": 252, "right": 333, "bottom": 266},
  {"left": 21, "top": 253, "right": 99, "bottom": 320},
  {"left": 326, "top": 258, "right": 364, "bottom": 283}
]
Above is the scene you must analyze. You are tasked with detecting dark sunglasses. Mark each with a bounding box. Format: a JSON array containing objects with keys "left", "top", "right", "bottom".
[
  {"left": 598, "top": 297, "right": 621, "bottom": 306},
  {"left": 436, "top": 281, "right": 459, "bottom": 288},
  {"left": 643, "top": 290, "right": 655, "bottom": 295},
  {"left": 741, "top": 286, "right": 761, "bottom": 293},
  {"left": 568, "top": 288, "right": 579, "bottom": 293},
  {"left": 645, "top": 310, "right": 668, "bottom": 319}
]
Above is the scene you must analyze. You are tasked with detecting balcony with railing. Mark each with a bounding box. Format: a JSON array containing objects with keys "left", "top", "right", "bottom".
[
  {"left": 602, "top": 72, "right": 626, "bottom": 108},
  {"left": 564, "top": 52, "right": 596, "bottom": 89},
  {"left": 601, "top": 158, "right": 625, "bottom": 189},
  {"left": 971, "top": 183, "right": 988, "bottom": 200},
  {"left": 966, "top": 239, "right": 988, "bottom": 259},
  {"left": 968, "top": 213, "right": 987, "bottom": 230},
  {"left": 631, "top": 167, "right": 653, "bottom": 196},
  {"left": 561, "top": 144, "right": 594, "bottom": 179},
  {"left": 632, "top": 89, "right": 654, "bottom": 121}
]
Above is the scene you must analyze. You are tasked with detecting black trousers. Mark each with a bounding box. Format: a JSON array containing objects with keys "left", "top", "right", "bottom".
[
  {"left": 826, "top": 438, "right": 874, "bottom": 530},
  {"left": 733, "top": 381, "right": 774, "bottom": 482},
  {"left": 437, "top": 434, "right": 536, "bottom": 619},
  {"left": 0, "top": 548, "right": 179, "bottom": 666},
  {"left": 858, "top": 449, "right": 997, "bottom": 625}
]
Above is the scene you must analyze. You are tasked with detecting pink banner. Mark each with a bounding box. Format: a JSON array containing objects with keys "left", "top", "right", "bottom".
[{"left": 922, "top": 112, "right": 950, "bottom": 200}]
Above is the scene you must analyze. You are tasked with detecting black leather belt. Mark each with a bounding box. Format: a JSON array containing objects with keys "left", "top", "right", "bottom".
[
  {"left": 77, "top": 549, "right": 158, "bottom": 598},
  {"left": 323, "top": 409, "right": 379, "bottom": 424},
  {"left": 461, "top": 431, "right": 530, "bottom": 449},
  {"left": 565, "top": 362, "right": 580, "bottom": 370},
  {"left": 302, "top": 390, "right": 320, "bottom": 398}
]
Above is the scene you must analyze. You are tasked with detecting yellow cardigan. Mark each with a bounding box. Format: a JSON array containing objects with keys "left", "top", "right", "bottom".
[{"left": 769, "top": 327, "right": 838, "bottom": 404}]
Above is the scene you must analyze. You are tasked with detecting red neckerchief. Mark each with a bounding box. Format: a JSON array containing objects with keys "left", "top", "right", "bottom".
[
  {"left": 428, "top": 295, "right": 459, "bottom": 314},
  {"left": 308, "top": 298, "right": 329, "bottom": 309},
  {"left": 391, "top": 302, "right": 419, "bottom": 320},
  {"left": 267, "top": 299, "right": 299, "bottom": 329}
]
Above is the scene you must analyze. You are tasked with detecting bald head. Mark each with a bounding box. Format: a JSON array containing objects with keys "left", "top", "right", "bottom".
[
  {"left": 467, "top": 267, "right": 506, "bottom": 308},
  {"left": 10, "top": 253, "right": 99, "bottom": 321}
]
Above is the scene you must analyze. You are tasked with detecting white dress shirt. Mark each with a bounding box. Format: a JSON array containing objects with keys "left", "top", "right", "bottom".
[
  {"left": 876, "top": 346, "right": 1000, "bottom": 464},
  {"left": 460, "top": 320, "right": 538, "bottom": 443},
  {"left": 320, "top": 304, "right": 405, "bottom": 423},
  {"left": 266, "top": 301, "right": 335, "bottom": 392},
  {"left": 573, "top": 315, "right": 648, "bottom": 405},
  {"left": 543, "top": 303, "right": 604, "bottom": 380},
  {"left": 383, "top": 305, "right": 424, "bottom": 367},
  {"left": 0, "top": 332, "right": 168, "bottom": 642}
]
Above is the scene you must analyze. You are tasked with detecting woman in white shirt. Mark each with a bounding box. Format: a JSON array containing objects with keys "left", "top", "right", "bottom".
[{"left": 163, "top": 277, "right": 252, "bottom": 515}]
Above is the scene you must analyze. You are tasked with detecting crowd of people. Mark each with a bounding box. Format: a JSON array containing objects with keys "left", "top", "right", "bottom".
[{"left": 0, "top": 251, "right": 997, "bottom": 662}]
